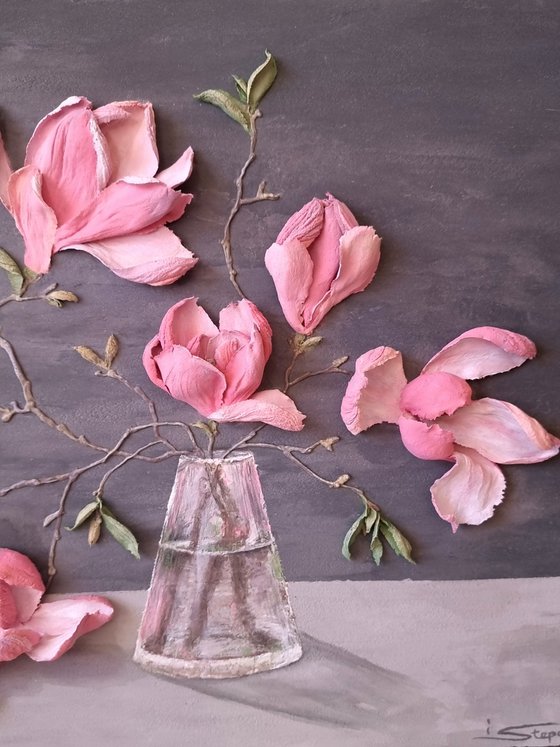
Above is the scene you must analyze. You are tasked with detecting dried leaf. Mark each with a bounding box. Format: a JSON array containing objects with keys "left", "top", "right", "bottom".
[
  {"left": 290, "top": 333, "right": 307, "bottom": 352},
  {"left": 332, "top": 356, "right": 349, "bottom": 369},
  {"left": 193, "top": 89, "right": 250, "bottom": 131},
  {"left": 47, "top": 290, "right": 79, "bottom": 304},
  {"left": 104, "top": 334, "right": 119, "bottom": 367},
  {"left": 192, "top": 420, "right": 216, "bottom": 438},
  {"left": 100, "top": 506, "right": 140, "bottom": 559},
  {"left": 301, "top": 336, "right": 322, "bottom": 351},
  {"left": 66, "top": 501, "right": 99, "bottom": 531},
  {"left": 380, "top": 519, "right": 415, "bottom": 564},
  {"left": 320, "top": 436, "right": 339, "bottom": 452},
  {"left": 342, "top": 509, "right": 367, "bottom": 560},
  {"left": 232, "top": 75, "right": 247, "bottom": 102},
  {"left": 88, "top": 512, "right": 103, "bottom": 546},
  {"left": 333, "top": 473, "right": 350, "bottom": 488},
  {"left": 43, "top": 511, "right": 60, "bottom": 528},
  {"left": 0, "top": 247, "right": 24, "bottom": 295},
  {"left": 74, "top": 346, "right": 107, "bottom": 368},
  {"left": 247, "top": 50, "right": 277, "bottom": 110}
]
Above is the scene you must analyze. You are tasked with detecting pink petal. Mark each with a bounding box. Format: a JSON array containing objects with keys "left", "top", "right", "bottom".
[
  {"left": 423, "top": 326, "right": 537, "bottom": 380},
  {"left": 95, "top": 100, "right": 159, "bottom": 182},
  {"left": 264, "top": 239, "right": 314, "bottom": 334},
  {"left": 156, "top": 147, "right": 194, "bottom": 188},
  {"left": 307, "top": 225, "right": 381, "bottom": 332},
  {"left": 25, "top": 96, "right": 109, "bottom": 224},
  {"left": 0, "top": 580, "right": 18, "bottom": 628},
  {"left": 398, "top": 416, "right": 455, "bottom": 461},
  {"left": 430, "top": 446, "right": 506, "bottom": 531},
  {"left": 64, "top": 226, "right": 197, "bottom": 286},
  {"left": 0, "top": 548, "right": 45, "bottom": 624},
  {"left": 304, "top": 198, "right": 347, "bottom": 314},
  {"left": 216, "top": 300, "right": 273, "bottom": 402},
  {"left": 400, "top": 372, "right": 472, "bottom": 420},
  {"left": 219, "top": 299, "right": 273, "bottom": 360},
  {"left": 54, "top": 177, "right": 191, "bottom": 249},
  {"left": 437, "top": 398, "right": 560, "bottom": 465},
  {"left": 7, "top": 166, "right": 58, "bottom": 274},
  {"left": 0, "top": 130, "right": 13, "bottom": 209},
  {"left": 341, "top": 347, "right": 408, "bottom": 435},
  {"left": 0, "top": 626, "right": 42, "bottom": 662},
  {"left": 210, "top": 389, "right": 306, "bottom": 431},
  {"left": 154, "top": 345, "right": 226, "bottom": 415},
  {"left": 142, "top": 335, "right": 166, "bottom": 391},
  {"left": 276, "top": 197, "right": 324, "bottom": 247},
  {"left": 157, "top": 297, "right": 219, "bottom": 349},
  {"left": 25, "top": 595, "right": 113, "bottom": 662}
]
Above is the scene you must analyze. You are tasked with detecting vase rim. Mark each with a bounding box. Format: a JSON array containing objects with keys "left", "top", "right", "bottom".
[{"left": 178, "top": 450, "right": 254, "bottom": 465}]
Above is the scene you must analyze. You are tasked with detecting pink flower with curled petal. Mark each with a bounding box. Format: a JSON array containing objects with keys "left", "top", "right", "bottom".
[
  {"left": 341, "top": 327, "right": 559, "bottom": 532},
  {"left": 0, "top": 548, "right": 113, "bottom": 663},
  {"left": 143, "top": 297, "right": 305, "bottom": 431},
  {"left": 0, "top": 97, "right": 197, "bottom": 285},
  {"left": 265, "top": 193, "right": 381, "bottom": 334}
]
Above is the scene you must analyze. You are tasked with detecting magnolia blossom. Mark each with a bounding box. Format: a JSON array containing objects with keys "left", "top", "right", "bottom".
[
  {"left": 0, "top": 97, "right": 197, "bottom": 285},
  {"left": 143, "top": 297, "right": 305, "bottom": 430},
  {"left": 341, "top": 327, "right": 559, "bottom": 531},
  {"left": 265, "top": 193, "right": 381, "bottom": 334},
  {"left": 0, "top": 548, "right": 113, "bottom": 662}
]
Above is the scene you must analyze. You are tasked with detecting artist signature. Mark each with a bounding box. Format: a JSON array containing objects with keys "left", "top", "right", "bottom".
[{"left": 474, "top": 719, "right": 560, "bottom": 745}]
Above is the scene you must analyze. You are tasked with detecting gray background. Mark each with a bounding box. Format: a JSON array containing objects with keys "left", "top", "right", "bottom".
[{"left": 1, "top": 0, "right": 559, "bottom": 592}]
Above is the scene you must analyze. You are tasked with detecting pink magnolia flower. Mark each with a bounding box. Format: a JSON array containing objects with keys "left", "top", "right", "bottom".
[
  {"left": 0, "top": 96, "right": 197, "bottom": 285},
  {"left": 341, "top": 327, "right": 560, "bottom": 531},
  {"left": 0, "top": 548, "right": 113, "bottom": 662},
  {"left": 265, "top": 193, "right": 381, "bottom": 334},
  {"left": 143, "top": 297, "right": 305, "bottom": 431}
]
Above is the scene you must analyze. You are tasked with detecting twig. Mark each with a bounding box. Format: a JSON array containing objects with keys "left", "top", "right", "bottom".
[
  {"left": 220, "top": 110, "right": 280, "bottom": 299},
  {"left": 288, "top": 365, "right": 351, "bottom": 388},
  {"left": 0, "top": 283, "right": 57, "bottom": 310},
  {"left": 46, "top": 476, "right": 76, "bottom": 588},
  {"left": 95, "top": 440, "right": 163, "bottom": 497}
]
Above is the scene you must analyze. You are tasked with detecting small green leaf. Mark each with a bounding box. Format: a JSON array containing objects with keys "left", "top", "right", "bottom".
[
  {"left": 194, "top": 89, "right": 250, "bottom": 131},
  {"left": 104, "top": 334, "right": 119, "bottom": 367},
  {"left": 23, "top": 266, "right": 41, "bottom": 284},
  {"left": 232, "top": 75, "right": 248, "bottom": 102},
  {"left": 370, "top": 535, "right": 384, "bottom": 566},
  {"left": 364, "top": 508, "right": 378, "bottom": 534},
  {"left": 246, "top": 50, "right": 277, "bottom": 110},
  {"left": 100, "top": 506, "right": 140, "bottom": 559},
  {"left": 380, "top": 519, "right": 415, "bottom": 564},
  {"left": 0, "top": 247, "right": 24, "bottom": 295},
  {"left": 66, "top": 501, "right": 99, "bottom": 531},
  {"left": 342, "top": 509, "right": 367, "bottom": 560}
]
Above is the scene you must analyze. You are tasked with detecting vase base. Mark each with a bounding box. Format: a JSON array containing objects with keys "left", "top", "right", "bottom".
[{"left": 133, "top": 640, "right": 303, "bottom": 679}]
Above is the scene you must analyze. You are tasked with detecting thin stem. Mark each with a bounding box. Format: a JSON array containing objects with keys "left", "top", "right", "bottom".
[
  {"left": 46, "top": 476, "right": 76, "bottom": 588},
  {"left": 288, "top": 365, "right": 351, "bottom": 388},
  {"left": 95, "top": 440, "right": 162, "bottom": 497},
  {"left": 220, "top": 110, "right": 279, "bottom": 299},
  {"left": 283, "top": 346, "right": 302, "bottom": 393},
  {"left": 0, "top": 283, "right": 57, "bottom": 310}
]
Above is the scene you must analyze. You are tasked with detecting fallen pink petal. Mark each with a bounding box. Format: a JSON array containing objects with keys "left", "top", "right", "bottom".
[
  {"left": 342, "top": 327, "right": 559, "bottom": 530},
  {"left": 341, "top": 347, "right": 408, "bottom": 435},
  {"left": 0, "top": 548, "right": 113, "bottom": 663},
  {"left": 422, "top": 326, "right": 537, "bottom": 380},
  {"left": 143, "top": 297, "right": 304, "bottom": 430},
  {"left": 265, "top": 193, "right": 381, "bottom": 334},
  {"left": 0, "top": 96, "right": 196, "bottom": 285}
]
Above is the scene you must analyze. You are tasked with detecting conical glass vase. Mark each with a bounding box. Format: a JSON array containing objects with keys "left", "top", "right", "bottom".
[{"left": 134, "top": 451, "right": 302, "bottom": 678}]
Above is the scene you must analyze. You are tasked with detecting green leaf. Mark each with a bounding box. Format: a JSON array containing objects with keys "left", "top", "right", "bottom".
[
  {"left": 342, "top": 509, "right": 367, "bottom": 560},
  {"left": 100, "top": 506, "right": 140, "bottom": 559},
  {"left": 0, "top": 247, "right": 24, "bottom": 295},
  {"left": 23, "top": 266, "right": 41, "bottom": 284},
  {"left": 193, "top": 89, "right": 250, "bottom": 131},
  {"left": 232, "top": 75, "right": 248, "bottom": 102},
  {"left": 380, "top": 519, "right": 415, "bottom": 564},
  {"left": 364, "top": 507, "right": 378, "bottom": 534},
  {"left": 370, "top": 535, "right": 384, "bottom": 566},
  {"left": 66, "top": 501, "right": 99, "bottom": 531},
  {"left": 247, "top": 50, "right": 277, "bottom": 110}
]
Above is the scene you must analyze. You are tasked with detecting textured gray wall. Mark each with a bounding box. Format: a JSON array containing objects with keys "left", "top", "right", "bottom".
[{"left": 1, "top": 0, "right": 559, "bottom": 591}]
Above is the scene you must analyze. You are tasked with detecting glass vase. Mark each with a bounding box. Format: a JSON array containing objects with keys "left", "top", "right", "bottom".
[{"left": 134, "top": 451, "right": 303, "bottom": 678}]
